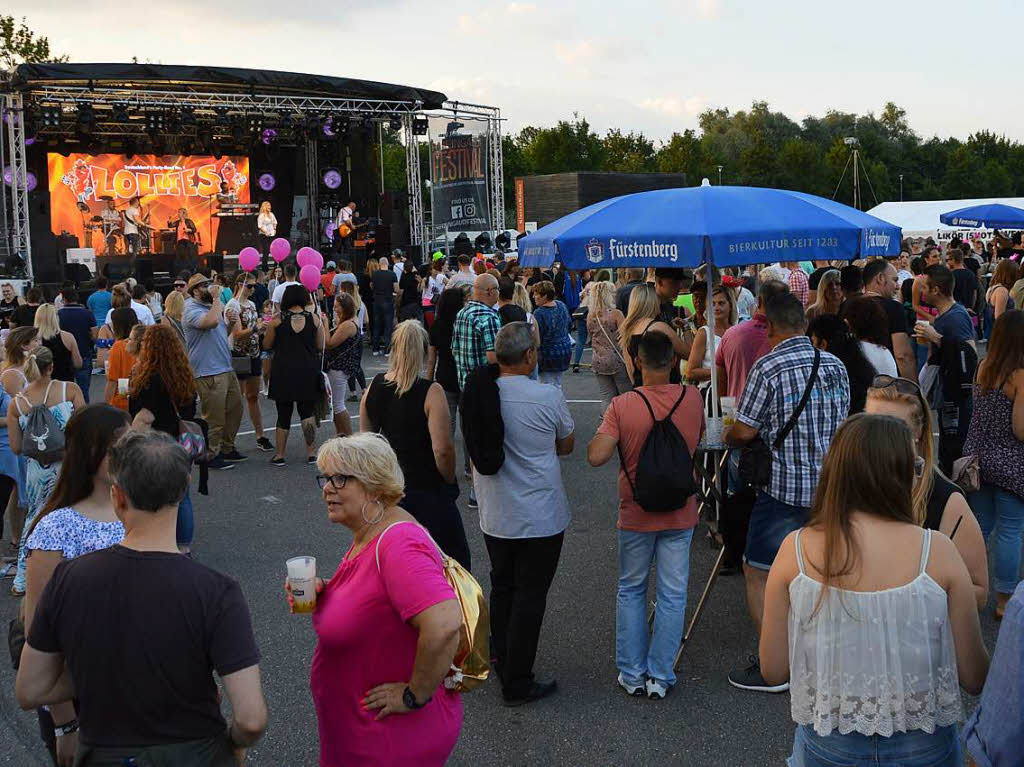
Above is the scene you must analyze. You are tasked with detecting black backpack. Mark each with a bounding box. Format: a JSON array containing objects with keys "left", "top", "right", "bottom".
[{"left": 617, "top": 387, "right": 697, "bottom": 513}]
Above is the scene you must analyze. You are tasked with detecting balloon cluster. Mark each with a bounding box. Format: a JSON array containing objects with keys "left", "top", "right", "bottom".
[{"left": 237, "top": 239, "right": 324, "bottom": 293}]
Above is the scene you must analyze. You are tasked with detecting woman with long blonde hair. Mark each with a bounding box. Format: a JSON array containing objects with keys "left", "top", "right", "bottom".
[
  {"left": 864, "top": 377, "right": 987, "bottom": 607},
  {"left": 162, "top": 289, "right": 186, "bottom": 343},
  {"left": 359, "top": 320, "right": 469, "bottom": 568},
  {"left": 760, "top": 414, "right": 988, "bottom": 766},
  {"left": 619, "top": 283, "right": 688, "bottom": 387},
  {"left": 35, "top": 303, "right": 81, "bottom": 383},
  {"left": 805, "top": 269, "right": 842, "bottom": 321},
  {"left": 685, "top": 285, "right": 737, "bottom": 390},
  {"left": 2, "top": 326, "right": 40, "bottom": 395},
  {"left": 586, "top": 280, "right": 629, "bottom": 409}
]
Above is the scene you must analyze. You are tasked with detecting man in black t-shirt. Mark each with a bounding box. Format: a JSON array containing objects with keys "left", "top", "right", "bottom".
[
  {"left": 947, "top": 247, "right": 980, "bottom": 315},
  {"left": 17, "top": 431, "right": 267, "bottom": 764},
  {"left": 860, "top": 259, "right": 917, "bottom": 383},
  {"left": 370, "top": 256, "right": 399, "bottom": 354},
  {"left": 398, "top": 265, "right": 423, "bottom": 323},
  {"left": 495, "top": 276, "right": 527, "bottom": 325}
]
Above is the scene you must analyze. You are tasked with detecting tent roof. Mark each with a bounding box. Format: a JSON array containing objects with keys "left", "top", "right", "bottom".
[
  {"left": 867, "top": 197, "right": 1024, "bottom": 238},
  {"left": 10, "top": 63, "right": 447, "bottom": 109}
]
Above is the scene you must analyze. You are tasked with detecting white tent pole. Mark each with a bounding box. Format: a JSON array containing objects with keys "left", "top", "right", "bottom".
[{"left": 706, "top": 254, "right": 720, "bottom": 420}]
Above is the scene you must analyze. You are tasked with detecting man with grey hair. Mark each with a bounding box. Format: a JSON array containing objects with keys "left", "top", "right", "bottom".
[
  {"left": 16, "top": 431, "right": 267, "bottom": 763},
  {"left": 476, "top": 322, "right": 574, "bottom": 707}
]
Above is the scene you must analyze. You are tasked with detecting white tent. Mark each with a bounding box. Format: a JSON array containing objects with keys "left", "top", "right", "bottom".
[{"left": 867, "top": 197, "right": 1024, "bottom": 241}]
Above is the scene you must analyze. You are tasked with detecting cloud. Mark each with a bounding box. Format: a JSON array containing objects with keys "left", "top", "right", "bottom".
[
  {"left": 506, "top": 2, "right": 537, "bottom": 14},
  {"left": 637, "top": 96, "right": 706, "bottom": 116},
  {"left": 554, "top": 41, "right": 598, "bottom": 65},
  {"left": 662, "top": 0, "right": 721, "bottom": 20},
  {"left": 428, "top": 77, "right": 495, "bottom": 103}
]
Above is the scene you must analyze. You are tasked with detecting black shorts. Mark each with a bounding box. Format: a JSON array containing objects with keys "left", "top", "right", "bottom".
[{"left": 235, "top": 356, "right": 262, "bottom": 379}]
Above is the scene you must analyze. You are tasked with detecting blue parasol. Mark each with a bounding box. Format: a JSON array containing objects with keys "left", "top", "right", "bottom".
[
  {"left": 518, "top": 183, "right": 901, "bottom": 269},
  {"left": 938, "top": 203, "right": 1024, "bottom": 230}
]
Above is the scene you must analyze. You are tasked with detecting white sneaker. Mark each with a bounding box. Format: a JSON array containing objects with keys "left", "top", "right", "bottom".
[
  {"left": 617, "top": 673, "right": 644, "bottom": 697},
  {"left": 645, "top": 678, "right": 669, "bottom": 700}
]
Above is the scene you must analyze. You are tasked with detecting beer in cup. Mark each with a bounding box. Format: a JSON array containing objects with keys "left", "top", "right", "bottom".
[
  {"left": 721, "top": 396, "right": 737, "bottom": 427},
  {"left": 287, "top": 556, "right": 317, "bottom": 613},
  {"left": 914, "top": 320, "right": 930, "bottom": 346},
  {"left": 117, "top": 378, "right": 130, "bottom": 396}
]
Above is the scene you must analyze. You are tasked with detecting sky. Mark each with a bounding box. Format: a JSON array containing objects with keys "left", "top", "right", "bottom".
[{"left": 9, "top": 0, "right": 1023, "bottom": 144}]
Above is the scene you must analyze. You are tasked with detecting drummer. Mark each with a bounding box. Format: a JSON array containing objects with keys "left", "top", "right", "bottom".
[{"left": 100, "top": 199, "right": 121, "bottom": 255}]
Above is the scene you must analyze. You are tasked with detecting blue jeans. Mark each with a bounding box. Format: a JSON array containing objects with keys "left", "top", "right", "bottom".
[
  {"left": 75, "top": 357, "right": 92, "bottom": 403},
  {"left": 372, "top": 300, "right": 394, "bottom": 352},
  {"left": 970, "top": 483, "right": 1024, "bottom": 594},
  {"left": 790, "top": 723, "right": 961, "bottom": 767},
  {"left": 176, "top": 490, "right": 193, "bottom": 546},
  {"left": 572, "top": 316, "right": 588, "bottom": 366},
  {"left": 616, "top": 527, "right": 694, "bottom": 687}
]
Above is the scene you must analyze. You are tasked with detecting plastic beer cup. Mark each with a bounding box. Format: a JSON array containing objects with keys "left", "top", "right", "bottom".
[
  {"left": 286, "top": 556, "right": 317, "bottom": 613},
  {"left": 721, "top": 396, "right": 737, "bottom": 427}
]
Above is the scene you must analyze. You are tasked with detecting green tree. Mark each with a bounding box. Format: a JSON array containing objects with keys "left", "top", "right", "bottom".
[
  {"left": 0, "top": 15, "right": 66, "bottom": 72},
  {"left": 655, "top": 129, "right": 703, "bottom": 181},
  {"left": 522, "top": 114, "right": 603, "bottom": 174},
  {"left": 601, "top": 129, "right": 656, "bottom": 173}
]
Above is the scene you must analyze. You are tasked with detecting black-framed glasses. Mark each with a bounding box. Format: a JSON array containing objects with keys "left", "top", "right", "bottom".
[{"left": 316, "top": 473, "right": 351, "bottom": 490}]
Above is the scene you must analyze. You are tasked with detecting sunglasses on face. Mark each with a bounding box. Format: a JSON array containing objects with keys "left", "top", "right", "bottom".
[
  {"left": 174, "top": 283, "right": 186, "bottom": 288},
  {"left": 245, "top": 284, "right": 256, "bottom": 290}
]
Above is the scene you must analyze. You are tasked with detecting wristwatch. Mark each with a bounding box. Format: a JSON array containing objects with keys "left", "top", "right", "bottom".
[
  {"left": 53, "top": 718, "right": 79, "bottom": 737},
  {"left": 402, "top": 686, "right": 430, "bottom": 710}
]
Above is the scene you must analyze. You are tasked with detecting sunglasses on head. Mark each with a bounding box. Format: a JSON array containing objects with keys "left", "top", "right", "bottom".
[{"left": 871, "top": 374, "right": 921, "bottom": 397}]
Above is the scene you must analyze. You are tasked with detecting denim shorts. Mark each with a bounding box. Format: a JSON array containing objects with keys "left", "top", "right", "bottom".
[
  {"left": 789, "top": 723, "right": 961, "bottom": 767},
  {"left": 744, "top": 491, "right": 809, "bottom": 571}
]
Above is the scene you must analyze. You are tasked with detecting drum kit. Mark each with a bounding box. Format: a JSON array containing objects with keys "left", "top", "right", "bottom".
[{"left": 78, "top": 197, "right": 200, "bottom": 256}]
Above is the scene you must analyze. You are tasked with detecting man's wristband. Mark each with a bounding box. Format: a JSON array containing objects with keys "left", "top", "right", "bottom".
[{"left": 53, "top": 718, "right": 79, "bottom": 737}]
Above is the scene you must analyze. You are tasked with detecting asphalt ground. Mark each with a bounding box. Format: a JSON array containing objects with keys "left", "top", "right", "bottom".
[{"left": 0, "top": 348, "right": 1005, "bottom": 766}]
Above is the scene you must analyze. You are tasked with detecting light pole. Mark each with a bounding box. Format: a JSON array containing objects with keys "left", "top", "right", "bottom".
[
  {"left": 899, "top": 174, "right": 904, "bottom": 202},
  {"left": 716, "top": 165, "right": 723, "bottom": 185}
]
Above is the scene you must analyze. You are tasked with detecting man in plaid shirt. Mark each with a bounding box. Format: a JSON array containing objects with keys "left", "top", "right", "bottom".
[
  {"left": 452, "top": 274, "right": 501, "bottom": 390},
  {"left": 724, "top": 292, "right": 850, "bottom": 694},
  {"left": 785, "top": 261, "right": 809, "bottom": 307}
]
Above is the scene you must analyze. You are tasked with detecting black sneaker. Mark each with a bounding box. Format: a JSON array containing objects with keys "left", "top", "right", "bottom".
[
  {"left": 221, "top": 450, "right": 248, "bottom": 462},
  {"left": 502, "top": 679, "right": 557, "bottom": 707},
  {"left": 271, "top": 457, "right": 286, "bottom": 467},
  {"left": 306, "top": 455, "right": 317, "bottom": 464},
  {"left": 207, "top": 455, "right": 236, "bottom": 471},
  {"left": 728, "top": 655, "right": 789, "bottom": 693},
  {"left": 256, "top": 437, "right": 274, "bottom": 452}
]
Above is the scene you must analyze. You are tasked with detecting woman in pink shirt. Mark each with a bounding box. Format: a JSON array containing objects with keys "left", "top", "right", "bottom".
[{"left": 288, "top": 433, "right": 464, "bottom": 766}]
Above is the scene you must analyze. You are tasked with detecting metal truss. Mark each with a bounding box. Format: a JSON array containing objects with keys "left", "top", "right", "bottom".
[
  {"left": 3, "top": 94, "right": 32, "bottom": 279},
  {"left": 403, "top": 114, "right": 424, "bottom": 246},
  {"left": 487, "top": 108, "right": 505, "bottom": 232},
  {"left": 304, "top": 136, "right": 319, "bottom": 249},
  {"left": 21, "top": 85, "right": 424, "bottom": 117}
]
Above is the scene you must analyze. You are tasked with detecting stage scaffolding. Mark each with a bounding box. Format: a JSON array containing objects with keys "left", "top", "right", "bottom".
[{"left": 2, "top": 64, "right": 504, "bottom": 279}]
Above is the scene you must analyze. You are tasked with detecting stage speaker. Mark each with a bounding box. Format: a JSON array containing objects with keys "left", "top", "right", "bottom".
[
  {"left": 64, "top": 263, "right": 93, "bottom": 285},
  {"left": 204, "top": 254, "right": 224, "bottom": 274},
  {"left": 134, "top": 257, "right": 153, "bottom": 284},
  {"left": 101, "top": 260, "right": 133, "bottom": 282}
]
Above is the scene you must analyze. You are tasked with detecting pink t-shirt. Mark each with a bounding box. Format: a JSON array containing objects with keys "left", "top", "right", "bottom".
[
  {"left": 310, "top": 522, "right": 461, "bottom": 767},
  {"left": 715, "top": 314, "right": 772, "bottom": 400},
  {"left": 598, "top": 384, "right": 705, "bottom": 532}
]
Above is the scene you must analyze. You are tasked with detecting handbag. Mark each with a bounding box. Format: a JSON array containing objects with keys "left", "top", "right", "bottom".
[
  {"left": 173, "top": 400, "right": 212, "bottom": 463},
  {"left": 951, "top": 454, "right": 981, "bottom": 494},
  {"left": 376, "top": 522, "right": 489, "bottom": 693},
  {"left": 738, "top": 348, "right": 820, "bottom": 489},
  {"left": 230, "top": 352, "right": 252, "bottom": 375}
]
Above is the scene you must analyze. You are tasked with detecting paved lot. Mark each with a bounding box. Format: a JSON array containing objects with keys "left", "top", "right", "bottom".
[{"left": 0, "top": 350, "right": 1003, "bottom": 765}]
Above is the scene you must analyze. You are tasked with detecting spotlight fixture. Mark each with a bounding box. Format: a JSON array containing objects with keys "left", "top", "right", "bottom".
[
  {"left": 322, "top": 116, "right": 337, "bottom": 138},
  {"left": 389, "top": 117, "right": 402, "bottom": 132},
  {"left": 322, "top": 168, "right": 343, "bottom": 190},
  {"left": 111, "top": 101, "right": 130, "bottom": 121},
  {"left": 146, "top": 111, "right": 166, "bottom": 134},
  {"left": 258, "top": 172, "right": 276, "bottom": 191},
  {"left": 412, "top": 117, "right": 428, "bottom": 136},
  {"left": 261, "top": 128, "right": 278, "bottom": 145},
  {"left": 42, "top": 106, "right": 61, "bottom": 127},
  {"left": 76, "top": 103, "right": 95, "bottom": 134}
]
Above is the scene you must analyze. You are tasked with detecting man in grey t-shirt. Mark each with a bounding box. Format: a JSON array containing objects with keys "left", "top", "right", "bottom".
[
  {"left": 183, "top": 273, "right": 244, "bottom": 469},
  {"left": 475, "top": 322, "right": 574, "bottom": 707}
]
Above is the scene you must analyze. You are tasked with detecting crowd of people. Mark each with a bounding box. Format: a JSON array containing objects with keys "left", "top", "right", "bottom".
[{"left": 2, "top": 234, "right": 1024, "bottom": 766}]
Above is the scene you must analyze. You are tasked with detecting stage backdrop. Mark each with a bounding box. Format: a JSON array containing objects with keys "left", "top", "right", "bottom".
[{"left": 47, "top": 153, "right": 250, "bottom": 256}]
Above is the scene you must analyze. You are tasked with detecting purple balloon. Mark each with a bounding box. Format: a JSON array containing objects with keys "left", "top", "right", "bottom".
[
  {"left": 299, "top": 264, "right": 321, "bottom": 292},
  {"left": 238, "top": 247, "right": 260, "bottom": 272},
  {"left": 270, "top": 237, "right": 290, "bottom": 263}
]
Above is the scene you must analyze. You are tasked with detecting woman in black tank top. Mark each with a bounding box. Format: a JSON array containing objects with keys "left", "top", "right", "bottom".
[{"left": 360, "top": 321, "right": 471, "bottom": 570}]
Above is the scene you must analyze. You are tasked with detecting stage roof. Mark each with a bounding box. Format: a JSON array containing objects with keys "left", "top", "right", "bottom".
[{"left": 11, "top": 63, "right": 447, "bottom": 109}]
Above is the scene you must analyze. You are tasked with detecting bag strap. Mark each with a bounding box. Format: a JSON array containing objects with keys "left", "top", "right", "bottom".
[
  {"left": 597, "top": 313, "right": 627, "bottom": 365},
  {"left": 614, "top": 386, "right": 687, "bottom": 499},
  {"left": 772, "top": 348, "right": 819, "bottom": 450},
  {"left": 374, "top": 520, "right": 446, "bottom": 572}
]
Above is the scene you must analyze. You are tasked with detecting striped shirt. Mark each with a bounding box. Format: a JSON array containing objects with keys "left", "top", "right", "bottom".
[
  {"left": 452, "top": 300, "right": 501, "bottom": 389},
  {"left": 736, "top": 335, "right": 850, "bottom": 508}
]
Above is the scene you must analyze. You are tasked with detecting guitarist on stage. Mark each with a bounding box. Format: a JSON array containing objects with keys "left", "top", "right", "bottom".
[
  {"left": 122, "top": 196, "right": 143, "bottom": 260},
  {"left": 334, "top": 201, "right": 359, "bottom": 258}
]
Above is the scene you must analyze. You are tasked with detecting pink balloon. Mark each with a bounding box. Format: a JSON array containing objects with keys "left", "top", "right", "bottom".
[
  {"left": 238, "top": 247, "right": 260, "bottom": 272},
  {"left": 296, "top": 246, "right": 316, "bottom": 269},
  {"left": 299, "top": 264, "right": 321, "bottom": 292},
  {"left": 308, "top": 250, "right": 324, "bottom": 271},
  {"left": 270, "top": 238, "right": 290, "bottom": 263}
]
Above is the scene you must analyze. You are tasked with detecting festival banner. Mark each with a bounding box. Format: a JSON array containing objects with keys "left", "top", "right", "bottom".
[
  {"left": 427, "top": 117, "right": 491, "bottom": 235},
  {"left": 47, "top": 153, "right": 249, "bottom": 256}
]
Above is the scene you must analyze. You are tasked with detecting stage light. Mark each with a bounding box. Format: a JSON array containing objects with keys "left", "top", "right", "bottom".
[
  {"left": 112, "top": 102, "right": 130, "bottom": 121},
  {"left": 76, "top": 103, "right": 95, "bottom": 134},
  {"left": 231, "top": 120, "right": 246, "bottom": 142},
  {"left": 180, "top": 106, "right": 196, "bottom": 125},
  {"left": 3, "top": 167, "right": 37, "bottom": 192},
  {"left": 258, "top": 173, "right": 276, "bottom": 191},
  {"left": 146, "top": 111, "right": 165, "bottom": 134},
  {"left": 446, "top": 120, "right": 465, "bottom": 137},
  {"left": 495, "top": 231, "right": 511, "bottom": 251},
  {"left": 261, "top": 128, "right": 278, "bottom": 145},
  {"left": 412, "top": 117, "right": 428, "bottom": 136},
  {"left": 322, "top": 168, "right": 342, "bottom": 190},
  {"left": 389, "top": 117, "right": 402, "bottom": 132},
  {"left": 42, "top": 106, "right": 61, "bottom": 127},
  {"left": 248, "top": 114, "right": 263, "bottom": 130},
  {"left": 322, "top": 116, "right": 336, "bottom": 138}
]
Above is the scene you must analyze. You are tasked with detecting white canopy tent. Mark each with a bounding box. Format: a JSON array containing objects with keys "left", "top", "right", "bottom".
[{"left": 867, "top": 197, "right": 1024, "bottom": 242}]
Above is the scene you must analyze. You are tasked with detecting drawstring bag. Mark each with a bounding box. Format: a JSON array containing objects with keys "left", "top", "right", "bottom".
[
  {"left": 377, "top": 522, "right": 490, "bottom": 693},
  {"left": 17, "top": 381, "right": 65, "bottom": 467}
]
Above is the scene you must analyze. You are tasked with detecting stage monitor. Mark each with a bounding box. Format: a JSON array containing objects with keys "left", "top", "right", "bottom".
[{"left": 47, "top": 153, "right": 251, "bottom": 258}]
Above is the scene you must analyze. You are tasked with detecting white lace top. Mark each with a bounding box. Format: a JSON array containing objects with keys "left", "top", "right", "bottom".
[{"left": 788, "top": 528, "right": 962, "bottom": 737}]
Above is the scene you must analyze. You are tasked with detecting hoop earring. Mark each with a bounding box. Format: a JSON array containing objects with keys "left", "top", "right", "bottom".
[{"left": 361, "top": 499, "right": 385, "bottom": 525}]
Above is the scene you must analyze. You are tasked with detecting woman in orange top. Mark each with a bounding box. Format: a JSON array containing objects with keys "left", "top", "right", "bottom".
[{"left": 104, "top": 307, "right": 140, "bottom": 410}]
